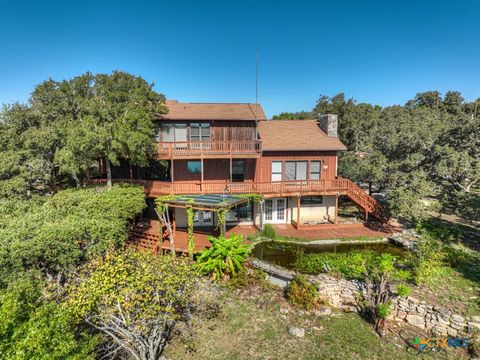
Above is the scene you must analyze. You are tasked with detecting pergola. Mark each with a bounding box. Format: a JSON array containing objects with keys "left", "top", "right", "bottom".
[{"left": 156, "top": 194, "right": 252, "bottom": 255}]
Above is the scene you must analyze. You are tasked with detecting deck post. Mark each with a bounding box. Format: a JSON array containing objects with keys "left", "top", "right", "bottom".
[
  {"left": 259, "top": 200, "right": 265, "bottom": 231},
  {"left": 365, "top": 209, "right": 369, "bottom": 223},
  {"left": 201, "top": 157, "right": 204, "bottom": 193},
  {"left": 335, "top": 194, "right": 339, "bottom": 224},
  {"left": 229, "top": 157, "right": 232, "bottom": 183},
  {"left": 297, "top": 195, "right": 301, "bottom": 228},
  {"left": 171, "top": 160, "right": 175, "bottom": 183}
]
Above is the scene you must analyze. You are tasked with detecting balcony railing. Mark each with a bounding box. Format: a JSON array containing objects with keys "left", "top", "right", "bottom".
[
  {"left": 156, "top": 140, "right": 262, "bottom": 158},
  {"left": 92, "top": 178, "right": 351, "bottom": 196}
]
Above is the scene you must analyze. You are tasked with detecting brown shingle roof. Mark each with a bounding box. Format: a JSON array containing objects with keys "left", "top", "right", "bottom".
[
  {"left": 159, "top": 100, "right": 266, "bottom": 121},
  {"left": 258, "top": 120, "right": 347, "bottom": 151}
]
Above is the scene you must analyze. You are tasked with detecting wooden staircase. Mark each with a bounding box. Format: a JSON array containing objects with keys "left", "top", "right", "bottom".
[{"left": 341, "top": 177, "right": 388, "bottom": 223}]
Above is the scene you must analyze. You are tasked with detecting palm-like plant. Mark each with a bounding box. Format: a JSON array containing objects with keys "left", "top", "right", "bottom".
[{"left": 196, "top": 234, "right": 251, "bottom": 281}]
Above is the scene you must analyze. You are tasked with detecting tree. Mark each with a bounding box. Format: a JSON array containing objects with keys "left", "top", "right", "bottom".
[
  {"left": 272, "top": 111, "right": 312, "bottom": 120},
  {"left": 68, "top": 250, "right": 195, "bottom": 360}
]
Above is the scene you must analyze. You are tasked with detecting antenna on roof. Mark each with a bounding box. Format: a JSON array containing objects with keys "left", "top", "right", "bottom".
[{"left": 256, "top": 48, "right": 259, "bottom": 105}]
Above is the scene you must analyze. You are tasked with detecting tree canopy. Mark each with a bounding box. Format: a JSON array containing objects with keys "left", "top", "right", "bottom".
[
  {"left": 0, "top": 71, "right": 166, "bottom": 195},
  {"left": 276, "top": 91, "right": 480, "bottom": 221}
]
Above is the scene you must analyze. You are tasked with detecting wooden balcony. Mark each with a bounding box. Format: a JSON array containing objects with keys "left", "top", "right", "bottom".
[
  {"left": 94, "top": 178, "right": 351, "bottom": 197},
  {"left": 156, "top": 140, "right": 262, "bottom": 159}
]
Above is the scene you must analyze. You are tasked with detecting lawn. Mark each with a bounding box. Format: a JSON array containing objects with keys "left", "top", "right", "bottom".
[{"left": 164, "top": 284, "right": 468, "bottom": 360}]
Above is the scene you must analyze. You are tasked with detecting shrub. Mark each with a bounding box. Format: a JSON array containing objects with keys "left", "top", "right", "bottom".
[
  {"left": 286, "top": 275, "right": 321, "bottom": 310},
  {"left": 408, "top": 234, "right": 446, "bottom": 284},
  {"left": 416, "top": 218, "right": 463, "bottom": 242},
  {"left": 260, "top": 224, "right": 276, "bottom": 240},
  {"left": 68, "top": 250, "right": 195, "bottom": 360},
  {"left": 395, "top": 283, "right": 411, "bottom": 297},
  {"left": 294, "top": 250, "right": 412, "bottom": 281},
  {"left": 196, "top": 234, "right": 252, "bottom": 281},
  {"left": 228, "top": 267, "right": 267, "bottom": 289}
]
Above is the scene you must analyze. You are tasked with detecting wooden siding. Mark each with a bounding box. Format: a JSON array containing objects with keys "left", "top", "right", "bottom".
[
  {"left": 255, "top": 151, "right": 338, "bottom": 182},
  {"left": 156, "top": 120, "right": 256, "bottom": 142},
  {"left": 172, "top": 159, "right": 256, "bottom": 183}
]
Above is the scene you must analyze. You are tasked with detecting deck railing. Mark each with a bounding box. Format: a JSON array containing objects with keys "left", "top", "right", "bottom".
[
  {"left": 157, "top": 140, "right": 262, "bottom": 158},
  {"left": 91, "top": 178, "right": 350, "bottom": 196}
]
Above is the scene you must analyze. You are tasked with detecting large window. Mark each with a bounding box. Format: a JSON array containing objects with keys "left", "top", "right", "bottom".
[
  {"left": 271, "top": 161, "right": 283, "bottom": 181},
  {"left": 187, "top": 160, "right": 201, "bottom": 174},
  {"left": 190, "top": 123, "right": 210, "bottom": 142},
  {"left": 162, "top": 123, "right": 187, "bottom": 142},
  {"left": 301, "top": 196, "right": 323, "bottom": 205},
  {"left": 232, "top": 160, "right": 244, "bottom": 182},
  {"left": 226, "top": 204, "right": 252, "bottom": 222},
  {"left": 285, "top": 161, "right": 307, "bottom": 181},
  {"left": 310, "top": 161, "right": 321, "bottom": 180}
]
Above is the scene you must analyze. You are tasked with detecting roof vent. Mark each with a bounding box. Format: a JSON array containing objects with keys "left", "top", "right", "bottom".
[{"left": 318, "top": 114, "right": 338, "bottom": 138}]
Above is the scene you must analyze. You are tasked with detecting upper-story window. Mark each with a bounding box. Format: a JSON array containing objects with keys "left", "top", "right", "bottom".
[
  {"left": 310, "top": 161, "right": 321, "bottom": 180},
  {"left": 271, "top": 161, "right": 282, "bottom": 181},
  {"left": 232, "top": 160, "right": 244, "bottom": 182},
  {"left": 162, "top": 123, "right": 187, "bottom": 142},
  {"left": 285, "top": 161, "right": 307, "bottom": 181},
  {"left": 187, "top": 160, "right": 201, "bottom": 174},
  {"left": 190, "top": 123, "right": 210, "bottom": 142}
]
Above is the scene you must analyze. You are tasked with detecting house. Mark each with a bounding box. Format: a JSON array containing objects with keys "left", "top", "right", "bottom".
[{"left": 104, "top": 100, "right": 387, "bottom": 253}]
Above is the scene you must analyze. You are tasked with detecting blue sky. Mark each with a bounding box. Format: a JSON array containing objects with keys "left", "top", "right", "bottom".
[{"left": 0, "top": 0, "right": 478, "bottom": 117}]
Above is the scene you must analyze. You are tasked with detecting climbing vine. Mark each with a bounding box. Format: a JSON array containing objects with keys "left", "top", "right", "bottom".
[
  {"left": 186, "top": 202, "right": 195, "bottom": 258},
  {"left": 216, "top": 208, "right": 227, "bottom": 237},
  {"left": 239, "top": 193, "right": 265, "bottom": 203}
]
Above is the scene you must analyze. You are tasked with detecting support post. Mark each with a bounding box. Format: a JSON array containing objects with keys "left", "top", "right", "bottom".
[
  {"left": 335, "top": 194, "right": 339, "bottom": 224},
  {"left": 171, "top": 160, "right": 175, "bottom": 183},
  {"left": 365, "top": 209, "right": 369, "bottom": 223},
  {"left": 259, "top": 200, "right": 265, "bottom": 231},
  {"left": 297, "top": 195, "right": 301, "bottom": 228},
  {"left": 229, "top": 157, "right": 232, "bottom": 183},
  {"left": 201, "top": 157, "right": 204, "bottom": 193}
]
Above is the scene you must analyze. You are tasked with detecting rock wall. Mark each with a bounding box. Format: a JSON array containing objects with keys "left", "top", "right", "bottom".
[{"left": 309, "top": 274, "right": 480, "bottom": 336}]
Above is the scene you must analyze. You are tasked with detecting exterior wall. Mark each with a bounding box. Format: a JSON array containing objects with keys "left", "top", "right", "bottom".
[
  {"left": 256, "top": 151, "right": 338, "bottom": 182},
  {"left": 172, "top": 158, "right": 256, "bottom": 183},
  {"left": 290, "top": 196, "right": 336, "bottom": 224},
  {"left": 156, "top": 120, "right": 256, "bottom": 142}
]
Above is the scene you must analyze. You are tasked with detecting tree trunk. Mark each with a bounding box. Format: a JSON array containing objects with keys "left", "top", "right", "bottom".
[
  {"left": 368, "top": 182, "right": 372, "bottom": 195},
  {"left": 105, "top": 157, "right": 112, "bottom": 188},
  {"left": 72, "top": 173, "right": 81, "bottom": 188}
]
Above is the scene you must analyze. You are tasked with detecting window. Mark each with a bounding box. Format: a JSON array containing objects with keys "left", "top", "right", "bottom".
[
  {"left": 310, "top": 161, "right": 321, "bottom": 180},
  {"left": 271, "top": 161, "right": 283, "bottom": 181},
  {"left": 285, "top": 161, "right": 307, "bottom": 181},
  {"left": 190, "top": 123, "right": 210, "bottom": 141},
  {"left": 161, "top": 123, "right": 187, "bottom": 142},
  {"left": 187, "top": 161, "right": 201, "bottom": 174},
  {"left": 232, "top": 160, "right": 244, "bottom": 182},
  {"left": 226, "top": 204, "right": 252, "bottom": 222},
  {"left": 301, "top": 196, "right": 323, "bottom": 205}
]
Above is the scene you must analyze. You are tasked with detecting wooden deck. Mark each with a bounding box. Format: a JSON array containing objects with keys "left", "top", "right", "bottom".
[{"left": 128, "top": 220, "right": 392, "bottom": 253}]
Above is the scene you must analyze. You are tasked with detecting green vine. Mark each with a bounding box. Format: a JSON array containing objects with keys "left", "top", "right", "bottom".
[
  {"left": 217, "top": 208, "right": 227, "bottom": 237},
  {"left": 186, "top": 201, "right": 195, "bottom": 258},
  {"left": 239, "top": 193, "right": 265, "bottom": 203}
]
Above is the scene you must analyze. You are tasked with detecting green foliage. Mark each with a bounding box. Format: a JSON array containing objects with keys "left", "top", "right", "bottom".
[
  {"left": 272, "top": 111, "right": 313, "bottom": 120},
  {"left": 186, "top": 204, "right": 195, "bottom": 257},
  {"left": 416, "top": 218, "right": 463, "bottom": 242},
  {"left": 395, "top": 284, "right": 411, "bottom": 297},
  {"left": 216, "top": 208, "right": 227, "bottom": 237},
  {"left": 68, "top": 250, "right": 195, "bottom": 359},
  {"left": 294, "top": 250, "right": 411, "bottom": 281},
  {"left": 196, "top": 234, "right": 251, "bottom": 281},
  {"left": 286, "top": 91, "right": 480, "bottom": 221},
  {"left": 260, "top": 224, "right": 277, "bottom": 240},
  {"left": 408, "top": 234, "right": 446, "bottom": 284},
  {"left": 0, "top": 184, "right": 145, "bottom": 285},
  {"left": 286, "top": 275, "right": 321, "bottom": 310},
  {"left": 0, "top": 278, "right": 98, "bottom": 360},
  {"left": 376, "top": 301, "right": 392, "bottom": 319},
  {"left": 0, "top": 71, "right": 166, "bottom": 194},
  {"left": 228, "top": 267, "right": 268, "bottom": 289}
]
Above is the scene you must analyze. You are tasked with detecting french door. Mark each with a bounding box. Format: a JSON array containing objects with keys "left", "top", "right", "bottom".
[{"left": 264, "top": 198, "right": 286, "bottom": 224}]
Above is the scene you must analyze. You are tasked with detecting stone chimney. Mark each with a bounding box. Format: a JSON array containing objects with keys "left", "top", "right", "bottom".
[{"left": 318, "top": 114, "right": 338, "bottom": 138}]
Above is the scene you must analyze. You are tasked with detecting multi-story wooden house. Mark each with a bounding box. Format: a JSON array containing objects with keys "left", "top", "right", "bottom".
[{"left": 107, "top": 100, "right": 386, "bottom": 251}]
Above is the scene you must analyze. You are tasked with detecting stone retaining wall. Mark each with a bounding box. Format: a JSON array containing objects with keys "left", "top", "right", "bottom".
[{"left": 309, "top": 274, "right": 480, "bottom": 336}]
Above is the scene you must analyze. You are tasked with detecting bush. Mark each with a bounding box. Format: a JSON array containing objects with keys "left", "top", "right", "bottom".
[
  {"left": 196, "top": 234, "right": 252, "bottom": 281},
  {"left": 416, "top": 218, "right": 463, "bottom": 242},
  {"left": 68, "top": 250, "right": 195, "bottom": 360},
  {"left": 260, "top": 224, "right": 276, "bottom": 240},
  {"left": 294, "top": 250, "right": 412, "bottom": 281},
  {"left": 228, "top": 267, "right": 267, "bottom": 289},
  {"left": 286, "top": 275, "right": 322, "bottom": 310},
  {"left": 408, "top": 234, "right": 446, "bottom": 284}
]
